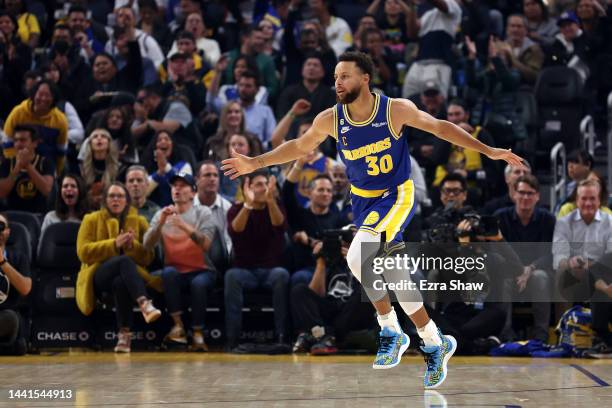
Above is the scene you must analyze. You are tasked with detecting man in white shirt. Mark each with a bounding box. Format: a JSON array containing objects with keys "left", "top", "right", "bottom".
[
  {"left": 553, "top": 179, "right": 612, "bottom": 349},
  {"left": 402, "top": 0, "right": 462, "bottom": 99},
  {"left": 194, "top": 161, "right": 232, "bottom": 254},
  {"left": 553, "top": 180, "right": 612, "bottom": 275},
  {"left": 106, "top": 6, "right": 164, "bottom": 69},
  {"left": 308, "top": 0, "right": 353, "bottom": 57}
]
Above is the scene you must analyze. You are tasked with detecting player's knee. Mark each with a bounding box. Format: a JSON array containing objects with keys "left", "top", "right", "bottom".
[{"left": 346, "top": 243, "right": 362, "bottom": 281}]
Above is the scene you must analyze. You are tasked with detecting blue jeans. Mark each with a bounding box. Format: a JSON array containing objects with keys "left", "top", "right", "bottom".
[
  {"left": 290, "top": 267, "right": 315, "bottom": 288},
  {"left": 160, "top": 267, "right": 216, "bottom": 330},
  {"left": 224, "top": 267, "right": 289, "bottom": 345}
]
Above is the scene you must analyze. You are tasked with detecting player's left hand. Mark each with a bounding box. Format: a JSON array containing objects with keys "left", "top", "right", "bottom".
[
  {"left": 221, "top": 148, "right": 258, "bottom": 180},
  {"left": 487, "top": 147, "right": 526, "bottom": 169}
]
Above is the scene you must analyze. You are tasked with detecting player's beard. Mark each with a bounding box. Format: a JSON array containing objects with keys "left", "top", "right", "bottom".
[{"left": 336, "top": 87, "right": 360, "bottom": 105}]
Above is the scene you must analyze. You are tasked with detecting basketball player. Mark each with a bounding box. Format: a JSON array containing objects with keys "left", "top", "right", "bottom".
[{"left": 222, "top": 51, "right": 524, "bottom": 388}]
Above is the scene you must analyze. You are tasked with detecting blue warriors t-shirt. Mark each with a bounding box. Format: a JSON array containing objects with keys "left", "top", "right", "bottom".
[{"left": 334, "top": 93, "right": 411, "bottom": 194}]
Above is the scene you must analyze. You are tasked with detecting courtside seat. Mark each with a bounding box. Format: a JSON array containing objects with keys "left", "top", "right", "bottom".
[{"left": 5, "top": 212, "right": 40, "bottom": 261}]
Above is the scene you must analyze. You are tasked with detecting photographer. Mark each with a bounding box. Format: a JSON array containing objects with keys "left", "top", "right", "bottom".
[
  {"left": 423, "top": 173, "right": 473, "bottom": 237},
  {"left": 422, "top": 175, "right": 524, "bottom": 353},
  {"left": 429, "top": 214, "right": 524, "bottom": 354},
  {"left": 282, "top": 173, "right": 350, "bottom": 287},
  {"left": 291, "top": 229, "right": 375, "bottom": 355},
  {"left": 0, "top": 213, "right": 31, "bottom": 355}
]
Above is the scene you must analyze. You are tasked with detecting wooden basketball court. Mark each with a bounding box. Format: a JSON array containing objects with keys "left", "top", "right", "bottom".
[{"left": 1, "top": 352, "right": 610, "bottom": 407}]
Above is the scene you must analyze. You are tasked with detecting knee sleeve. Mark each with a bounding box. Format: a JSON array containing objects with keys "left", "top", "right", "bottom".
[
  {"left": 346, "top": 230, "right": 382, "bottom": 283},
  {"left": 347, "top": 230, "right": 389, "bottom": 302}
]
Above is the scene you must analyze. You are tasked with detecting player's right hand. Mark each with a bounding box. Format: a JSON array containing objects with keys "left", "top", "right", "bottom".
[{"left": 221, "top": 148, "right": 258, "bottom": 180}]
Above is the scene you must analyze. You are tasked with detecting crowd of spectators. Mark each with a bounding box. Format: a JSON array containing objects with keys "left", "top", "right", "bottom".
[{"left": 0, "top": 0, "right": 611, "bottom": 357}]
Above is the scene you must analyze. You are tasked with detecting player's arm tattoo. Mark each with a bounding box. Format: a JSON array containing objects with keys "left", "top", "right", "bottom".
[{"left": 257, "top": 157, "right": 265, "bottom": 168}]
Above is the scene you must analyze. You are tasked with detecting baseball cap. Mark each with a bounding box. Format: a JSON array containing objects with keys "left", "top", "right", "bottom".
[
  {"left": 170, "top": 172, "right": 196, "bottom": 190},
  {"left": 168, "top": 51, "right": 190, "bottom": 61},
  {"left": 422, "top": 80, "right": 441, "bottom": 96},
  {"left": 557, "top": 11, "right": 579, "bottom": 26}
]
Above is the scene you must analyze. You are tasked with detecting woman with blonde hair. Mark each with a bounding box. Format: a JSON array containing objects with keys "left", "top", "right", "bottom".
[
  {"left": 219, "top": 133, "right": 264, "bottom": 202},
  {"left": 204, "top": 101, "right": 258, "bottom": 161},
  {"left": 78, "top": 128, "right": 120, "bottom": 209}
]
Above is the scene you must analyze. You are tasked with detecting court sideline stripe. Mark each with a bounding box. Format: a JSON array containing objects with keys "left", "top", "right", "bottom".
[{"left": 570, "top": 364, "right": 610, "bottom": 387}]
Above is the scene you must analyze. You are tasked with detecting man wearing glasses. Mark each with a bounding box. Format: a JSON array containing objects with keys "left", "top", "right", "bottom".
[
  {"left": 494, "top": 174, "right": 556, "bottom": 342},
  {"left": 422, "top": 173, "right": 472, "bottom": 239}
]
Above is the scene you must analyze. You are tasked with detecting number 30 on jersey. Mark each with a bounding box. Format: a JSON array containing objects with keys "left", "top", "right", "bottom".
[{"left": 365, "top": 154, "right": 393, "bottom": 176}]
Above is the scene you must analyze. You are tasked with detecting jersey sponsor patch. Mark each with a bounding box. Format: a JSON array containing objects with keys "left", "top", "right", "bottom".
[{"left": 372, "top": 121, "right": 388, "bottom": 128}]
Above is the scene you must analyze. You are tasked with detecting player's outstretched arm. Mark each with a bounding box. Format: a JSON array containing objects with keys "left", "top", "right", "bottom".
[
  {"left": 221, "top": 108, "right": 333, "bottom": 180},
  {"left": 392, "top": 98, "right": 526, "bottom": 168}
]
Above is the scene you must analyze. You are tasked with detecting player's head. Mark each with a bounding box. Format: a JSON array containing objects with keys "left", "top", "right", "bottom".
[{"left": 335, "top": 51, "right": 374, "bottom": 105}]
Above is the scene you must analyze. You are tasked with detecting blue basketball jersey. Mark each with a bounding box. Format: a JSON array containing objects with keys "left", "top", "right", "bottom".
[{"left": 333, "top": 93, "right": 411, "bottom": 196}]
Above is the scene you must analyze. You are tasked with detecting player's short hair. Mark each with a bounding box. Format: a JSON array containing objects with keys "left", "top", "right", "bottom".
[{"left": 338, "top": 51, "right": 374, "bottom": 80}]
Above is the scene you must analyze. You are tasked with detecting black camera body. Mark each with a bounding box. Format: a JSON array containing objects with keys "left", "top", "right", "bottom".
[
  {"left": 319, "top": 228, "right": 354, "bottom": 266},
  {"left": 427, "top": 205, "right": 498, "bottom": 242},
  {"left": 457, "top": 212, "right": 500, "bottom": 239}
]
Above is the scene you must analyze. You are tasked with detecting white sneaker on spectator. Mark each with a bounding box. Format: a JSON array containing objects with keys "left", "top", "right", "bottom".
[
  {"left": 114, "top": 331, "right": 131, "bottom": 353},
  {"left": 165, "top": 325, "right": 188, "bottom": 344},
  {"left": 140, "top": 299, "right": 161, "bottom": 323},
  {"left": 191, "top": 330, "right": 208, "bottom": 351}
]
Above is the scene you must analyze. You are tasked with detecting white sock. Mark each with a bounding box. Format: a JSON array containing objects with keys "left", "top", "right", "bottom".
[
  {"left": 417, "top": 319, "right": 442, "bottom": 347},
  {"left": 377, "top": 307, "right": 402, "bottom": 333}
]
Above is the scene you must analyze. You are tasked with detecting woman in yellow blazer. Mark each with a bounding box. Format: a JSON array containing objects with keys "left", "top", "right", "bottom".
[{"left": 76, "top": 181, "right": 163, "bottom": 353}]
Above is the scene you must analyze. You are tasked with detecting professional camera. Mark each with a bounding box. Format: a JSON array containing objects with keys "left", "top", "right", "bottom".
[
  {"left": 426, "top": 203, "right": 499, "bottom": 243},
  {"left": 319, "top": 226, "right": 355, "bottom": 266},
  {"left": 425, "top": 202, "right": 465, "bottom": 243},
  {"left": 457, "top": 212, "right": 500, "bottom": 239}
]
